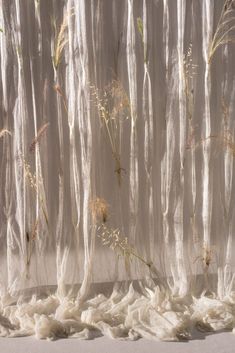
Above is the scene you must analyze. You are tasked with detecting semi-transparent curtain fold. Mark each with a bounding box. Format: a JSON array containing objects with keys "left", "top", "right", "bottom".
[{"left": 0, "top": 0, "right": 235, "bottom": 341}]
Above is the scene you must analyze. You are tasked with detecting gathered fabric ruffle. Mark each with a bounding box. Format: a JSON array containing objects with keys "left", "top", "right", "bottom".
[{"left": 0, "top": 282, "right": 235, "bottom": 341}]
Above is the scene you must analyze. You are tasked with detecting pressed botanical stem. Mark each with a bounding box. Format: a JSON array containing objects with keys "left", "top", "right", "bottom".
[
  {"left": 29, "top": 122, "right": 49, "bottom": 153},
  {"left": 97, "top": 224, "right": 165, "bottom": 286},
  {"left": 52, "top": 12, "right": 68, "bottom": 71},
  {"left": 208, "top": 0, "right": 235, "bottom": 64},
  {"left": 23, "top": 159, "right": 49, "bottom": 228},
  {"left": 91, "top": 81, "right": 130, "bottom": 186}
]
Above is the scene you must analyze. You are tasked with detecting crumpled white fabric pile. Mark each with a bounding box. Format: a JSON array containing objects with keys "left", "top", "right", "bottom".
[{"left": 0, "top": 282, "right": 235, "bottom": 341}]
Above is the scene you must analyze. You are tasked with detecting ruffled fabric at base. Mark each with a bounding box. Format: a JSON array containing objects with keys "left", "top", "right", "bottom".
[{"left": 0, "top": 282, "right": 235, "bottom": 341}]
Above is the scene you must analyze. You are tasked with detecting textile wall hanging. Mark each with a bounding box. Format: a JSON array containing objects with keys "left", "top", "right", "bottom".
[{"left": 0, "top": 0, "right": 235, "bottom": 341}]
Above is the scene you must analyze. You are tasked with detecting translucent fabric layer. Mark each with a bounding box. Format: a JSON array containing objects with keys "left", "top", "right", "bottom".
[{"left": 0, "top": 0, "right": 235, "bottom": 341}]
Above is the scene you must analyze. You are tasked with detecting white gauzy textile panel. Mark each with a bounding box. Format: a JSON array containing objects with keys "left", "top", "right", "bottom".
[{"left": 0, "top": 0, "right": 235, "bottom": 341}]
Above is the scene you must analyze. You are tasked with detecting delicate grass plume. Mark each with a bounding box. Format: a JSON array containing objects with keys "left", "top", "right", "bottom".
[
  {"left": 183, "top": 44, "right": 197, "bottom": 120},
  {"left": 137, "top": 17, "right": 144, "bottom": 41},
  {"left": 52, "top": 12, "right": 68, "bottom": 71},
  {"left": 209, "top": 0, "right": 235, "bottom": 64},
  {"left": 97, "top": 224, "right": 152, "bottom": 267},
  {"left": 23, "top": 159, "right": 49, "bottom": 227},
  {"left": 91, "top": 80, "right": 130, "bottom": 186},
  {"left": 97, "top": 224, "right": 165, "bottom": 287}
]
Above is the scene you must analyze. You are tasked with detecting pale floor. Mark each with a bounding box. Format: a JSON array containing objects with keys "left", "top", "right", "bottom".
[{"left": 0, "top": 331, "right": 235, "bottom": 353}]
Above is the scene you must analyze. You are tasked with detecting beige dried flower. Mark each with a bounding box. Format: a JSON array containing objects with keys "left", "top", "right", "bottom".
[
  {"left": 90, "top": 197, "right": 109, "bottom": 223},
  {"left": 97, "top": 224, "right": 155, "bottom": 270},
  {"left": 0, "top": 129, "right": 11, "bottom": 138}
]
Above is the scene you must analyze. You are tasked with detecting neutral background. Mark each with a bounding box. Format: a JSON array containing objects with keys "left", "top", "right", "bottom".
[{"left": 0, "top": 331, "right": 235, "bottom": 353}]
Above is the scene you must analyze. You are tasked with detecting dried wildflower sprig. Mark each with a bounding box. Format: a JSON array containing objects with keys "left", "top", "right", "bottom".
[
  {"left": 137, "top": 17, "right": 144, "bottom": 56},
  {"left": 52, "top": 11, "right": 74, "bottom": 120},
  {"left": 209, "top": 0, "right": 235, "bottom": 64},
  {"left": 186, "top": 131, "right": 235, "bottom": 157},
  {"left": 52, "top": 12, "right": 68, "bottom": 71},
  {"left": 137, "top": 17, "right": 144, "bottom": 41},
  {"left": 219, "top": 130, "right": 235, "bottom": 156},
  {"left": 0, "top": 129, "right": 11, "bottom": 138},
  {"left": 89, "top": 197, "right": 109, "bottom": 223},
  {"left": 23, "top": 159, "right": 49, "bottom": 227},
  {"left": 91, "top": 80, "right": 130, "bottom": 186},
  {"left": 183, "top": 44, "right": 197, "bottom": 120},
  {"left": 183, "top": 44, "right": 198, "bottom": 158},
  {"left": 222, "top": 97, "right": 229, "bottom": 123},
  {"left": 193, "top": 242, "right": 216, "bottom": 269},
  {"left": 52, "top": 9, "right": 74, "bottom": 70},
  {"left": 137, "top": 17, "right": 147, "bottom": 63},
  {"left": 29, "top": 122, "right": 49, "bottom": 152},
  {"left": 97, "top": 224, "right": 151, "bottom": 266}
]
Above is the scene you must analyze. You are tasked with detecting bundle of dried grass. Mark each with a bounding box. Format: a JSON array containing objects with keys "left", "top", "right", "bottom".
[
  {"left": 209, "top": 0, "right": 235, "bottom": 64},
  {"left": 97, "top": 224, "right": 164, "bottom": 286},
  {"left": 23, "top": 159, "right": 49, "bottom": 227},
  {"left": 89, "top": 197, "right": 109, "bottom": 224},
  {"left": 52, "top": 12, "right": 68, "bottom": 71}
]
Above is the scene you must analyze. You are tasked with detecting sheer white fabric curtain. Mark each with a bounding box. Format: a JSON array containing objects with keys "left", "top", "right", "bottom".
[{"left": 0, "top": 0, "right": 235, "bottom": 340}]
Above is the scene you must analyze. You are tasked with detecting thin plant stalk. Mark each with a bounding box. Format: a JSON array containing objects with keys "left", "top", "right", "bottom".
[
  {"left": 97, "top": 224, "right": 166, "bottom": 287},
  {"left": 23, "top": 159, "right": 49, "bottom": 227},
  {"left": 29, "top": 122, "right": 49, "bottom": 152},
  {"left": 26, "top": 218, "right": 38, "bottom": 266},
  {"left": 91, "top": 81, "right": 130, "bottom": 186}
]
